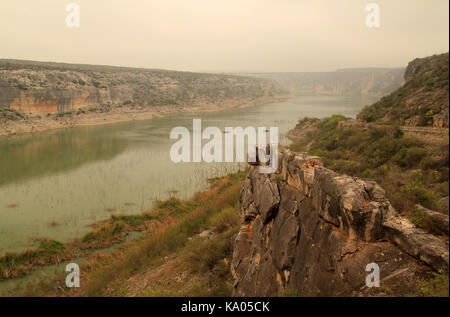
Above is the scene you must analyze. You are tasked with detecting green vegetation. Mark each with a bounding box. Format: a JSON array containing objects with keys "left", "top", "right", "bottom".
[
  {"left": 208, "top": 207, "right": 240, "bottom": 233},
  {"left": 289, "top": 115, "right": 449, "bottom": 233},
  {"left": 0, "top": 108, "right": 26, "bottom": 121},
  {"left": 0, "top": 239, "right": 75, "bottom": 280},
  {"left": 297, "top": 116, "right": 319, "bottom": 125},
  {"left": 407, "top": 272, "right": 449, "bottom": 297}
]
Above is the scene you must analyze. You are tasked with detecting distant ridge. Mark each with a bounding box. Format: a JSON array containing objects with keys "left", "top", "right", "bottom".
[{"left": 240, "top": 67, "right": 404, "bottom": 97}]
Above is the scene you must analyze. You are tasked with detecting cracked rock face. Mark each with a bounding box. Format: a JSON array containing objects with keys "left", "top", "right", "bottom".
[{"left": 231, "top": 148, "right": 449, "bottom": 296}]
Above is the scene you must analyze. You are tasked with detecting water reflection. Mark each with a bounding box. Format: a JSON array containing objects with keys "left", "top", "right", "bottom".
[{"left": 0, "top": 128, "right": 127, "bottom": 187}]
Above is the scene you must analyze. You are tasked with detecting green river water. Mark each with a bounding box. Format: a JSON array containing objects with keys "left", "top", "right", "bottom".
[{"left": 0, "top": 95, "right": 375, "bottom": 255}]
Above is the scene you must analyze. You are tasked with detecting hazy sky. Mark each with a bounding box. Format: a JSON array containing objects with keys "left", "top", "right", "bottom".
[{"left": 0, "top": 0, "right": 448, "bottom": 72}]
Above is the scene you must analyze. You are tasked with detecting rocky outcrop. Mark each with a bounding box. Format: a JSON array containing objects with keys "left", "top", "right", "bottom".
[
  {"left": 231, "top": 148, "right": 449, "bottom": 296},
  {"left": 285, "top": 118, "right": 319, "bottom": 141}
]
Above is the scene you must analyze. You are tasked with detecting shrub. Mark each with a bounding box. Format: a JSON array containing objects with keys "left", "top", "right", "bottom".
[
  {"left": 186, "top": 230, "right": 235, "bottom": 274},
  {"left": 312, "top": 149, "right": 324, "bottom": 157},
  {"left": 362, "top": 168, "right": 372, "bottom": 178},
  {"left": 209, "top": 208, "right": 240, "bottom": 233},
  {"left": 404, "top": 181, "right": 439, "bottom": 210},
  {"left": 81, "top": 221, "right": 126, "bottom": 246},
  {"left": 393, "top": 147, "right": 427, "bottom": 168}
]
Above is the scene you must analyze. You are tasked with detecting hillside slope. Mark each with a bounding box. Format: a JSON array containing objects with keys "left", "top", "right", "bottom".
[{"left": 358, "top": 53, "right": 449, "bottom": 127}]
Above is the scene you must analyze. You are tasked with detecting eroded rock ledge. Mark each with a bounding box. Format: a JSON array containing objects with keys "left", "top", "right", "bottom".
[{"left": 231, "top": 148, "right": 449, "bottom": 296}]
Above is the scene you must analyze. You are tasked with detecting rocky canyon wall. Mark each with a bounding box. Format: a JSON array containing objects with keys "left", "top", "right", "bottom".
[
  {"left": 231, "top": 148, "right": 449, "bottom": 296},
  {"left": 0, "top": 60, "right": 284, "bottom": 115}
]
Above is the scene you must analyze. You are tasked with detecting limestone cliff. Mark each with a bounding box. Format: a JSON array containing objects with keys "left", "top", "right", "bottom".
[
  {"left": 0, "top": 59, "right": 284, "bottom": 115},
  {"left": 231, "top": 148, "right": 449, "bottom": 296}
]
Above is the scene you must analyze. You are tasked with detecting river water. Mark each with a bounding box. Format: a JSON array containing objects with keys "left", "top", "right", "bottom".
[{"left": 0, "top": 95, "right": 375, "bottom": 254}]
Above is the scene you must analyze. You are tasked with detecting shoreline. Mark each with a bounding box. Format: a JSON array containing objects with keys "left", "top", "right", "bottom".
[{"left": 0, "top": 95, "right": 292, "bottom": 137}]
